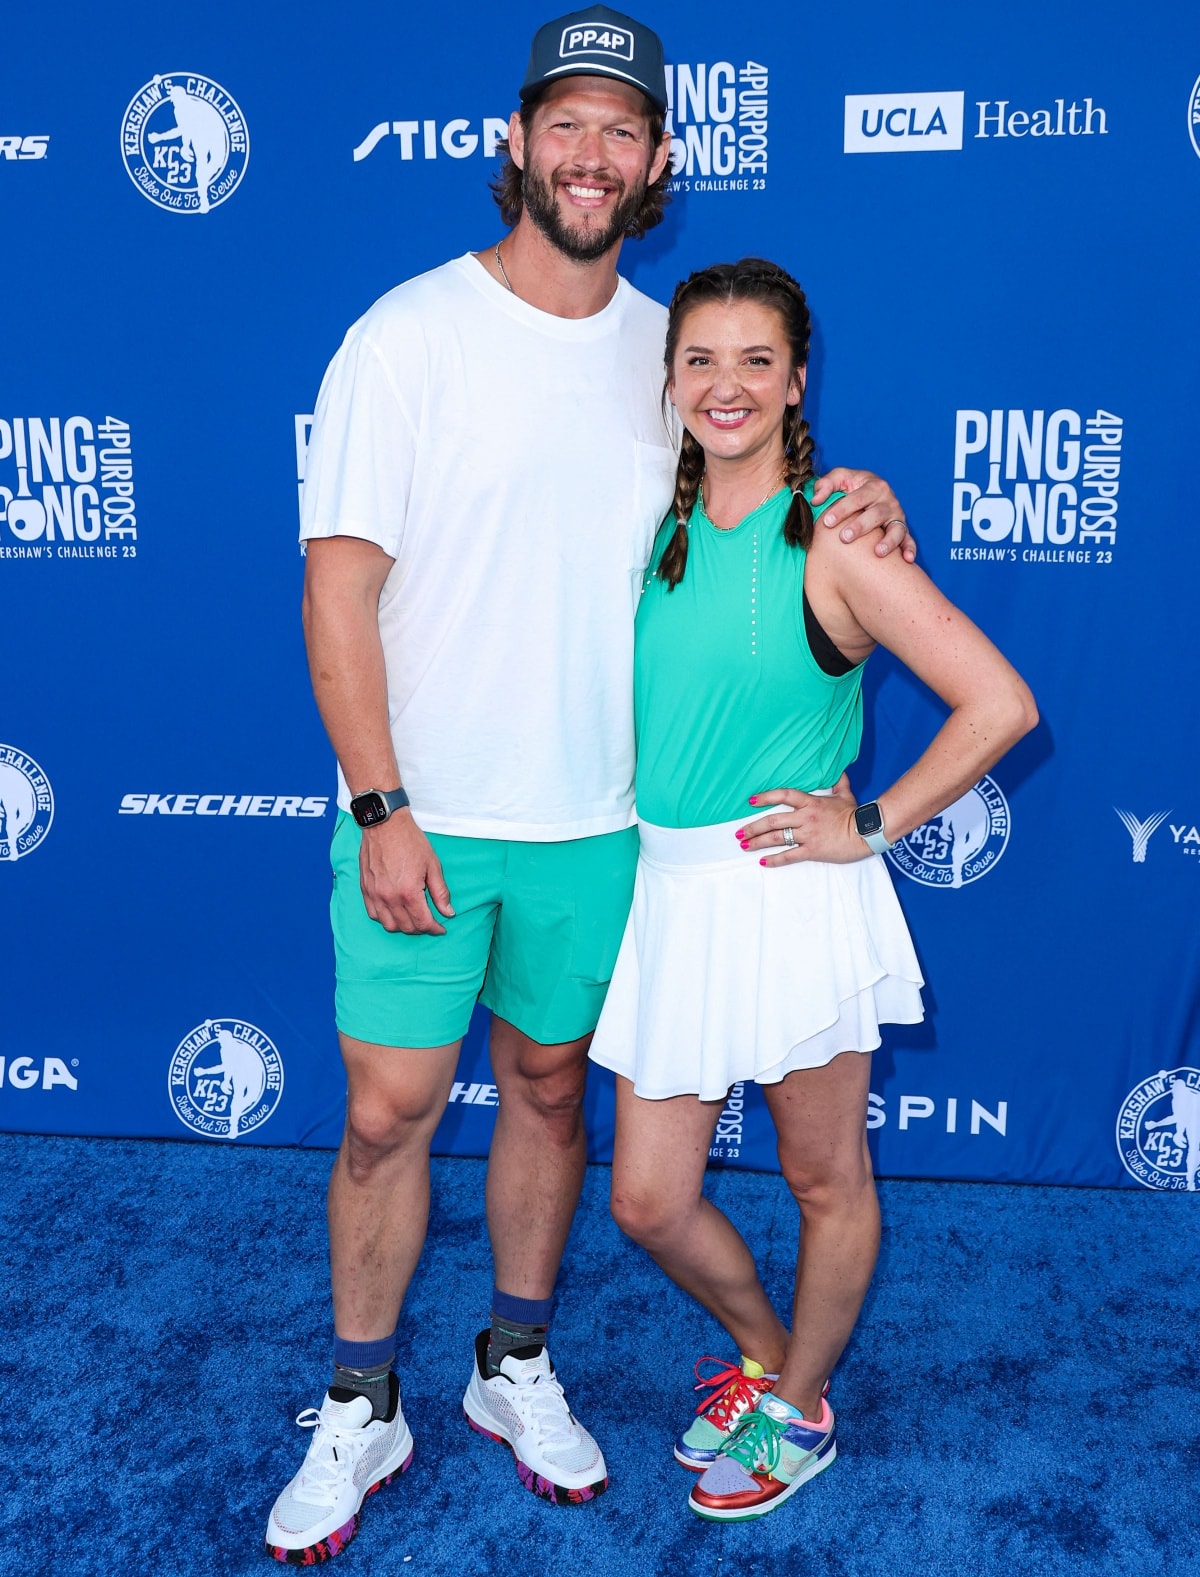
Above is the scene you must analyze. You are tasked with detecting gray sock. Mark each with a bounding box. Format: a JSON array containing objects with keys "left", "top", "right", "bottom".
[
  {"left": 487, "top": 1317, "right": 549, "bottom": 1377},
  {"left": 329, "top": 1360, "right": 393, "bottom": 1421}
]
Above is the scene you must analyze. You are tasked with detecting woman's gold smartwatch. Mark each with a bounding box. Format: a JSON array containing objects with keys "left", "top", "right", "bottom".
[
  {"left": 349, "top": 786, "right": 410, "bottom": 828},
  {"left": 854, "top": 800, "right": 894, "bottom": 856}
]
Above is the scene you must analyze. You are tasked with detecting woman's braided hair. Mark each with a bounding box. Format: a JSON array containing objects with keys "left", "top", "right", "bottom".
[{"left": 658, "top": 259, "right": 816, "bottom": 589}]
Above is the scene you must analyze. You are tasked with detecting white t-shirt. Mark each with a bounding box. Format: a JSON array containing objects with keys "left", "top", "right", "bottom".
[{"left": 300, "top": 253, "right": 678, "bottom": 840}]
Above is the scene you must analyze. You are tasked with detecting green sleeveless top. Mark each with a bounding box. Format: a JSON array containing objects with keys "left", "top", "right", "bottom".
[{"left": 633, "top": 484, "right": 867, "bottom": 829}]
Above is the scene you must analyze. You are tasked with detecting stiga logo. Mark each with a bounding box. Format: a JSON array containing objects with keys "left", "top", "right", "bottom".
[
  {"left": 0, "top": 416, "right": 136, "bottom": 560},
  {"left": 0, "top": 135, "right": 49, "bottom": 161},
  {"left": 0, "top": 1055, "right": 78, "bottom": 1091},
  {"left": 121, "top": 73, "right": 249, "bottom": 214},
  {"left": 354, "top": 116, "right": 509, "bottom": 164},
  {"left": 1117, "top": 1068, "right": 1200, "bottom": 1190},
  {"left": 119, "top": 793, "right": 329, "bottom": 817},
  {"left": 665, "top": 60, "right": 768, "bottom": 191},
  {"left": 950, "top": 408, "right": 1122, "bottom": 563},
  {"left": 0, "top": 745, "right": 53, "bottom": 862},
  {"left": 887, "top": 775, "right": 1009, "bottom": 889},
  {"left": 844, "top": 92, "right": 964, "bottom": 153},
  {"left": 1190, "top": 75, "right": 1200, "bottom": 161},
  {"left": 168, "top": 1018, "right": 283, "bottom": 1140}
]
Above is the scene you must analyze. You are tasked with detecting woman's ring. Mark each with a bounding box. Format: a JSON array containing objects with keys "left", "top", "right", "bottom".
[{"left": 782, "top": 826, "right": 796, "bottom": 848}]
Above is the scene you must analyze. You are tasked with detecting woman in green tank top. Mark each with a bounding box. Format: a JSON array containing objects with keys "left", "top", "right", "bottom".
[{"left": 587, "top": 259, "right": 1038, "bottom": 1523}]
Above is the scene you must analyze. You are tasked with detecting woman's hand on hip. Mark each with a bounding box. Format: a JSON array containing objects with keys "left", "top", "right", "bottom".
[{"left": 736, "top": 777, "right": 867, "bottom": 867}]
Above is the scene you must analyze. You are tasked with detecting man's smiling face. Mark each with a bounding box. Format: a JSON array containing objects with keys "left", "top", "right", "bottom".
[{"left": 510, "top": 77, "right": 670, "bottom": 262}]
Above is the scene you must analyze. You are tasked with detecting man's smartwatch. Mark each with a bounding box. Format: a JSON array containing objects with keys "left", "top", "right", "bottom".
[
  {"left": 854, "top": 800, "right": 893, "bottom": 856},
  {"left": 349, "top": 786, "right": 410, "bottom": 828}
]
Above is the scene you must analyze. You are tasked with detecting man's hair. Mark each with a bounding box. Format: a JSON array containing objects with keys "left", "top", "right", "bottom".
[{"left": 490, "top": 95, "right": 670, "bottom": 238}]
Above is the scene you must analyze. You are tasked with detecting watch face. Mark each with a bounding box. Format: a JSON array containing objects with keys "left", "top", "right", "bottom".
[
  {"left": 352, "top": 792, "right": 388, "bottom": 827},
  {"left": 855, "top": 802, "right": 884, "bottom": 838}
]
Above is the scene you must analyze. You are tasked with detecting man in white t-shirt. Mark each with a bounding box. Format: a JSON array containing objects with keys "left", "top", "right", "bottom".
[{"left": 266, "top": 6, "right": 913, "bottom": 1561}]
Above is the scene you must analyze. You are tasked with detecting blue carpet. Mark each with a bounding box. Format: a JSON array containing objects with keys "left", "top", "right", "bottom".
[{"left": 0, "top": 1134, "right": 1196, "bottom": 1576}]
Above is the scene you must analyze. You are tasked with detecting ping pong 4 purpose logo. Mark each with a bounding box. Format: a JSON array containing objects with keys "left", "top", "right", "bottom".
[{"left": 950, "top": 407, "right": 1122, "bottom": 564}]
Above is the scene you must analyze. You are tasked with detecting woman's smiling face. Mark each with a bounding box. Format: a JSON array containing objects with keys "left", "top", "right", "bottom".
[{"left": 668, "top": 298, "right": 804, "bottom": 467}]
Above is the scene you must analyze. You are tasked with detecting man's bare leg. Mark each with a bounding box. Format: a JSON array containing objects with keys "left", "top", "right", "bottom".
[
  {"left": 484, "top": 1015, "right": 591, "bottom": 1301},
  {"left": 328, "top": 1032, "right": 462, "bottom": 1340}
]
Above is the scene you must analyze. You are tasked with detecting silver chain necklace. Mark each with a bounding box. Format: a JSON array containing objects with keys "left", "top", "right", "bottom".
[{"left": 495, "top": 242, "right": 514, "bottom": 293}]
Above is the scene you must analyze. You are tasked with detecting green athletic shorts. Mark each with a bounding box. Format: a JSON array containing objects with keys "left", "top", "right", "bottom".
[{"left": 330, "top": 811, "right": 639, "bottom": 1049}]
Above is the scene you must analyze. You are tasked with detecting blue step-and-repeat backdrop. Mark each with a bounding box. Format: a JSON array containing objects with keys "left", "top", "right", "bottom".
[{"left": 3, "top": 2, "right": 1199, "bottom": 1191}]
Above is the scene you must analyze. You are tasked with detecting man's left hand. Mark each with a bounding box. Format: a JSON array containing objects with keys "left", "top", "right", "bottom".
[{"left": 812, "top": 468, "right": 917, "bottom": 561}]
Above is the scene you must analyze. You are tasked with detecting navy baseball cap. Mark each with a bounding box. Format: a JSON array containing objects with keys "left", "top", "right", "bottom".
[{"left": 519, "top": 6, "right": 668, "bottom": 116}]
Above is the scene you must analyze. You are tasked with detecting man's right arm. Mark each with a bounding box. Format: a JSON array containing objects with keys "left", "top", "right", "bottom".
[{"left": 302, "top": 536, "right": 454, "bottom": 935}]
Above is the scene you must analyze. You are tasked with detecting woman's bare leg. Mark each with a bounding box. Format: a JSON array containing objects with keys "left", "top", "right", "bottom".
[
  {"left": 610, "top": 1075, "right": 790, "bottom": 1371},
  {"left": 761, "top": 1050, "right": 879, "bottom": 1420}
]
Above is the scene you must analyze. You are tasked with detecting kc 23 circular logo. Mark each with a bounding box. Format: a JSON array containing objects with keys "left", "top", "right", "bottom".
[
  {"left": 0, "top": 744, "right": 54, "bottom": 862},
  {"left": 1116, "top": 1067, "right": 1200, "bottom": 1191},
  {"left": 121, "top": 73, "right": 250, "bottom": 214},
  {"left": 168, "top": 1018, "right": 283, "bottom": 1139},
  {"left": 886, "top": 775, "right": 1010, "bottom": 889}
]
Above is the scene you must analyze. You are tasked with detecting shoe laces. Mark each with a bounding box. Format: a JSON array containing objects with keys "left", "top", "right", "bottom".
[
  {"left": 691, "top": 1357, "right": 771, "bottom": 1430},
  {"left": 504, "top": 1368, "right": 578, "bottom": 1448},
  {"left": 722, "top": 1409, "right": 784, "bottom": 1477},
  {"left": 292, "top": 1407, "right": 369, "bottom": 1498}
]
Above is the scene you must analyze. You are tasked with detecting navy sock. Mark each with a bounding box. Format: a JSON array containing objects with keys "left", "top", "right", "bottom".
[
  {"left": 331, "top": 1332, "right": 396, "bottom": 1421},
  {"left": 487, "top": 1289, "right": 554, "bottom": 1377}
]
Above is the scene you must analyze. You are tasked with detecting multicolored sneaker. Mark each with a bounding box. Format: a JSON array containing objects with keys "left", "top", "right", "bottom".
[
  {"left": 462, "top": 1329, "right": 608, "bottom": 1505},
  {"left": 265, "top": 1373, "right": 413, "bottom": 1563},
  {"left": 687, "top": 1393, "right": 836, "bottom": 1521},
  {"left": 674, "top": 1356, "right": 777, "bottom": 1470}
]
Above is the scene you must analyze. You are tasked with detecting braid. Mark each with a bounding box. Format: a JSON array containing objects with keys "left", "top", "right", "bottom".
[
  {"left": 658, "top": 431, "right": 705, "bottom": 589},
  {"left": 782, "top": 405, "right": 817, "bottom": 549}
]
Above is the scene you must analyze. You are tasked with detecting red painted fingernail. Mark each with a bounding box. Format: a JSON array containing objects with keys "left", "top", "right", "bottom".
[
  {"left": 759, "top": 857, "right": 768, "bottom": 866},
  {"left": 748, "top": 796, "right": 758, "bottom": 804},
  {"left": 734, "top": 828, "right": 744, "bottom": 838},
  {"left": 740, "top": 841, "right": 749, "bottom": 849}
]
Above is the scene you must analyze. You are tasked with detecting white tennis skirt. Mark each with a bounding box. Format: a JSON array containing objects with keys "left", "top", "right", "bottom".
[{"left": 588, "top": 810, "right": 925, "bottom": 1102}]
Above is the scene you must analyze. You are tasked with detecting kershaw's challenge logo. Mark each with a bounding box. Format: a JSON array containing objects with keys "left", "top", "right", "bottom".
[
  {"left": 887, "top": 776, "right": 1010, "bottom": 889},
  {"left": 121, "top": 73, "right": 249, "bottom": 213},
  {"left": 168, "top": 1018, "right": 283, "bottom": 1139},
  {"left": 1189, "top": 75, "right": 1200, "bottom": 161},
  {"left": 0, "top": 416, "right": 135, "bottom": 559},
  {"left": 0, "top": 746, "right": 54, "bottom": 861},
  {"left": 1117, "top": 1068, "right": 1200, "bottom": 1191}
]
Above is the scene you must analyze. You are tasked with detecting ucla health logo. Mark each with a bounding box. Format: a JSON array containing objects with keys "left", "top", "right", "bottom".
[
  {"left": 0, "top": 745, "right": 54, "bottom": 862},
  {"left": 1117, "top": 1068, "right": 1200, "bottom": 1191},
  {"left": 121, "top": 73, "right": 249, "bottom": 213},
  {"left": 950, "top": 407, "right": 1122, "bottom": 563},
  {"left": 844, "top": 92, "right": 965, "bottom": 153},
  {"left": 168, "top": 1018, "right": 283, "bottom": 1139},
  {"left": 886, "top": 776, "right": 1009, "bottom": 889}
]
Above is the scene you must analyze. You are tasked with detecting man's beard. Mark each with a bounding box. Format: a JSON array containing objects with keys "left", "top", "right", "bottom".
[{"left": 521, "top": 161, "right": 650, "bottom": 262}]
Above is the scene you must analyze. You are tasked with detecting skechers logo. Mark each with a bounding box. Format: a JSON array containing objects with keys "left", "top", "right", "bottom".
[
  {"left": 844, "top": 92, "right": 964, "bottom": 153},
  {"left": 119, "top": 794, "right": 329, "bottom": 817},
  {"left": 0, "top": 136, "right": 49, "bottom": 161},
  {"left": 560, "top": 26, "right": 633, "bottom": 61}
]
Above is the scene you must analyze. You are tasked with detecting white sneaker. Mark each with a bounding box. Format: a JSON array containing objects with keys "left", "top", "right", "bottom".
[
  {"left": 462, "top": 1329, "right": 608, "bottom": 1504},
  {"left": 265, "top": 1376, "right": 413, "bottom": 1563}
]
